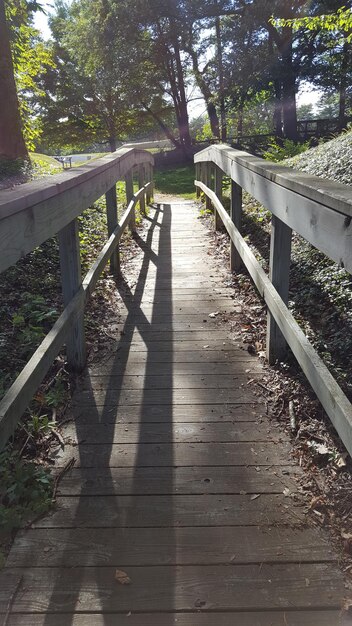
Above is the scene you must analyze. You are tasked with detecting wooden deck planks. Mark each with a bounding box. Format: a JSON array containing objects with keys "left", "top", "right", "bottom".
[{"left": 2, "top": 199, "right": 345, "bottom": 624}]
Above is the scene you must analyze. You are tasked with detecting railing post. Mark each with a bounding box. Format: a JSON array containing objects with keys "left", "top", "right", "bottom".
[
  {"left": 105, "top": 184, "right": 120, "bottom": 277},
  {"left": 267, "top": 215, "right": 292, "bottom": 364},
  {"left": 138, "top": 164, "right": 146, "bottom": 215},
  {"left": 214, "top": 165, "right": 222, "bottom": 230},
  {"left": 230, "top": 180, "right": 243, "bottom": 272},
  {"left": 195, "top": 163, "right": 201, "bottom": 198},
  {"left": 204, "top": 162, "right": 212, "bottom": 213},
  {"left": 146, "top": 163, "right": 152, "bottom": 204},
  {"left": 58, "top": 219, "right": 86, "bottom": 371},
  {"left": 125, "top": 169, "right": 135, "bottom": 234}
]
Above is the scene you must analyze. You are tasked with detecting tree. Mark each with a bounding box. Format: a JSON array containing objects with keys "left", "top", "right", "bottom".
[{"left": 0, "top": 0, "right": 28, "bottom": 162}]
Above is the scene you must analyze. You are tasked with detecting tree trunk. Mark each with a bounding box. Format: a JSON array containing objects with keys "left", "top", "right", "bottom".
[
  {"left": 280, "top": 26, "right": 298, "bottom": 141},
  {"left": 109, "top": 136, "right": 117, "bottom": 152},
  {"left": 141, "top": 101, "right": 181, "bottom": 149},
  {"left": 338, "top": 39, "right": 350, "bottom": 131},
  {"left": 171, "top": 27, "right": 192, "bottom": 153},
  {"left": 273, "top": 78, "right": 283, "bottom": 138},
  {"left": 207, "top": 101, "right": 220, "bottom": 139},
  {"left": 186, "top": 39, "right": 220, "bottom": 139},
  {"left": 0, "top": 0, "right": 28, "bottom": 162},
  {"left": 215, "top": 7, "right": 226, "bottom": 142}
]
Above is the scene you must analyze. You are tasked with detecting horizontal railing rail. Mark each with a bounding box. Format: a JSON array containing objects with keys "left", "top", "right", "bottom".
[
  {"left": 195, "top": 144, "right": 352, "bottom": 458},
  {"left": 0, "top": 147, "right": 154, "bottom": 449}
]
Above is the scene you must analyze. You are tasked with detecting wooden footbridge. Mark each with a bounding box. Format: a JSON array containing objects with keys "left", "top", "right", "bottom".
[{"left": 1, "top": 146, "right": 352, "bottom": 624}]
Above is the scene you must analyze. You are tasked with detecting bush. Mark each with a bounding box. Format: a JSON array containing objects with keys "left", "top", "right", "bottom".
[{"left": 263, "top": 139, "right": 310, "bottom": 162}]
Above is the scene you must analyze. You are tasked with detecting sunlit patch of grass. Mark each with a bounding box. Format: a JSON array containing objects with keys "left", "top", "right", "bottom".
[{"left": 154, "top": 165, "right": 196, "bottom": 199}]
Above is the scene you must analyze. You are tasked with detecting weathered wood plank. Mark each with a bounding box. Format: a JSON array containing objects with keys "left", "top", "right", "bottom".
[
  {"left": 35, "top": 494, "right": 304, "bottom": 528},
  {"left": 71, "top": 387, "right": 259, "bottom": 406},
  {"left": 0, "top": 147, "right": 153, "bottom": 273},
  {"left": 105, "top": 184, "right": 120, "bottom": 277},
  {"left": 53, "top": 441, "right": 294, "bottom": 469},
  {"left": 87, "top": 350, "right": 257, "bottom": 367},
  {"left": 195, "top": 143, "right": 352, "bottom": 216},
  {"left": 55, "top": 465, "right": 298, "bottom": 496},
  {"left": 7, "top": 525, "right": 333, "bottom": 568},
  {"left": 5, "top": 611, "right": 347, "bottom": 626},
  {"left": 58, "top": 219, "right": 86, "bottom": 371},
  {"left": 1, "top": 564, "right": 342, "bottom": 613},
  {"left": 71, "top": 402, "right": 262, "bottom": 424},
  {"left": 230, "top": 179, "right": 243, "bottom": 271},
  {"left": 63, "top": 421, "right": 287, "bottom": 444},
  {"left": 77, "top": 374, "right": 260, "bottom": 391},
  {"left": 87, "top": 359, "right": 262, "bottom": 377},
  {"left": 195, "top": 145, "right": 352, "bottom": 271},
  {"left": 267, "top": 214, "right": 292, "bottom": 364}
]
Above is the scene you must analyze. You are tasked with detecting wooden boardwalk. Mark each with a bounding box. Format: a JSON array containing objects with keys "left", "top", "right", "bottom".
[{"left": 1, "top": 199, "right": 346, "bottom": 625}]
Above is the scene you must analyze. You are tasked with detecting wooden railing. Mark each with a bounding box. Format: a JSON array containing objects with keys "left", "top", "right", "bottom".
[
  {"left": 0, "top": 147, "right": 154, "bottom": 449},
  {"left": 195, "top": 144, "right": 352, "bottom": 458}
]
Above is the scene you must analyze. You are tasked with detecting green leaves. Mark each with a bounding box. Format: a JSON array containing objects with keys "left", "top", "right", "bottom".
[
  {"left": 271, "top": 7, "right": 352, "bottom": 42},
  {"left": 0, "top": 450, "right": 53, "bottom": 534}
]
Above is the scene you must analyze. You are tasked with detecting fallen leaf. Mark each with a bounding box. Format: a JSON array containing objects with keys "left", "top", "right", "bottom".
[
  {"left": 250, "top": 494, "right": 260, "bottom": 501},
  {"left": 208, "top": 311, "right": 219, "bottom": 318},
  {"left": 115, "top": 569, "right": 131, "bottom": 585},
  {"left": 342, "top": 531, "right": 352, "bottom": 540},
  {"left": 283, "top": 488, "right": 290, "bottom": 497},
  {"left": 336, "top": 453, "right": 348, "bottom": 469},
  {"left": 203, "top": 345, "right": 209, "bottom": 349}
]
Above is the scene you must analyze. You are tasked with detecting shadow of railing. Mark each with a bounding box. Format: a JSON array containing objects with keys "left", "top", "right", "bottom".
[{"left": 42, "top": 203, "right": 175, "bottom": 622}]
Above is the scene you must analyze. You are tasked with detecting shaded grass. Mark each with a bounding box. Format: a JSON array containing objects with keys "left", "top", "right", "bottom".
[{"left": 154, "top": 164, "right": 196, "bottom": 199}]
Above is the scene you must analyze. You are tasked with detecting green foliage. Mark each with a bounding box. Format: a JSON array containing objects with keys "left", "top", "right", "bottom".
[
  {"left": 29, "top": 152, "right": 62, "bottom": 177},
  {"left": 0, "top": 449, "right": 52, "bottom": 534},
  {"left": 263, "top": 139, "right": 310, "bottom": 162},
  {"left": 271, "top": 7, "right": 352, "bottom": 42},
  {"left": 11, "top": 293, "right": 58, "bottom": 359},
  {"left": 6, "top": 0, "right": 55, "bottom": 150},
  {"left": 25, "top": 413, "right": 56, "bottom": 438}
]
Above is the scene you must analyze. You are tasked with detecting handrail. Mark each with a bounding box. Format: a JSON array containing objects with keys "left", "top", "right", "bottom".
[
  {"left": 0, "top": 148, "right": 154, "bottom": 449},
  {"left": 195, "top": 144, "right": 352, "bottom": 458}
]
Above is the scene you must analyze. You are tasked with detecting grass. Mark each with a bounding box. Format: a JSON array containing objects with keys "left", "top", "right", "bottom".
[{"left": 154, "top": 164, "right": 196, "bottom": 199}]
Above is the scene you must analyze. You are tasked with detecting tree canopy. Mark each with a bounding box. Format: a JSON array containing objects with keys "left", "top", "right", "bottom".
[{"left": 1, "top": 0, "right": 351, "bottom": 163}]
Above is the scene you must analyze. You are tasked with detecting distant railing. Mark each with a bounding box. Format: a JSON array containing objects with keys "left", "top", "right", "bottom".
[
  {"left": 0, "top": 147, "right": 154, "bottom": 448},
  {"left": 195, "top": 144, "right": 352, "bottom": 458}
]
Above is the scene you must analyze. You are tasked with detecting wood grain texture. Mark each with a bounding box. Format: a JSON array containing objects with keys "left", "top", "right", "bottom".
[
  {"left": 7, "top": 525, "right": 334, "bottom": 567},
  {"left": 55, "top": 465, "right": 298, "bottom": 496},
  {"left": 71, "top": 388, "right": 259, "bottom": 406},
  {"left": 34, "top": 494, "right": 304, "bottom": 528},
  {"left": 53, "top": 441, "right": 294, "bottom": 468},
  {"left": 63, "top": 420, "right": 288, "bottom": 444},
  {"left": 0, "top": 564, "right": 343, "bottom": 613},
  {"left": 5, "top": 611, "right": 348, "bottom": 626},
  {"left": 71, "top": 402, "right": 263, "bottom": 424}
]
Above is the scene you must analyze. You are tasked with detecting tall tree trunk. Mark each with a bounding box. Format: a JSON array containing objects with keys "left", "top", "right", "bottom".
[
  {"left": 171, "top": 27, "right": 192, "bottom": 152},
  {"left": 338, "top": 39, "right": 350, "bottom": 131},
  {"left": 109, "top": 136, "right": 117, "bottom": 152},
  {"left": 0, "top": 0, "right": 28, "bottom": 162},
  {"left": 279, "top": 26, "right": 298, "bottom": 141},
  {"left": 186, "top": 40, "right": 220, "bottom": 139},
  {"left": 273, "top": 78, "right": 283, "bottom": 138},
  {"left": 215, "top": 7, "right": 226, "bottom": 142}
]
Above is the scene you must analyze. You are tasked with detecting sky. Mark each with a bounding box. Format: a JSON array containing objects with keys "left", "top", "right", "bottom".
[{"left": 33, "top": 4, "right": 322, "bottom": 122}]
